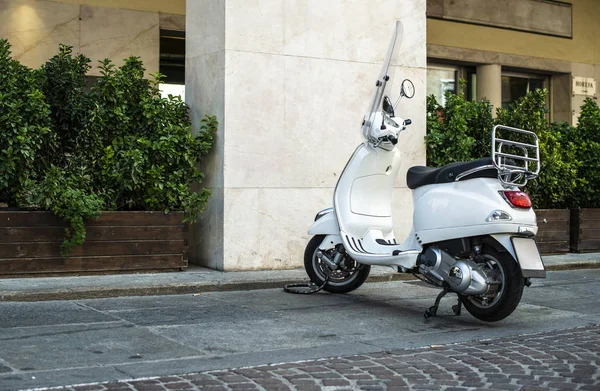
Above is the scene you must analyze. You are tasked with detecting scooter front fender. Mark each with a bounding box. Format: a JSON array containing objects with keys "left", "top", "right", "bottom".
[{"left": 308, "top": 210, "right": 340, "bottom": 235}]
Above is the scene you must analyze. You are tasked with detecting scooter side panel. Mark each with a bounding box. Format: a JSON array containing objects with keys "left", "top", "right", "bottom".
[
  {"left": 412, "top": 177, "right": 537, "bottom": 236},
  {"left": 417, "top": 223, "right": 523, "bottom": 245}
]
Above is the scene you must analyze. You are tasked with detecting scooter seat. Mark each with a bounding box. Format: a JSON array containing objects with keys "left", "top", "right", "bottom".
[{"left": 407, "top": 158, "right": 497, "bottom": 189}]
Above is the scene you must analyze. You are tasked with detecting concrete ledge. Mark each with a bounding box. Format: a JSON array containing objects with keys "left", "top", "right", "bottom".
[
  {"left": 1, "top": 253, "right": 598, "bottom": 302},
  {"left": 0, "top": 267, "right": 414, "bottom": 302}
]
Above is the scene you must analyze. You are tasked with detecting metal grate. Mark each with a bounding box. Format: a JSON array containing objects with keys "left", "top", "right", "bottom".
[{"left": 492, "top": 125, "right": 540, "bottom": 187}]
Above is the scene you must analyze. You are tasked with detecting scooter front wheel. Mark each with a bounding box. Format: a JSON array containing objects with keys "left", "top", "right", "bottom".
[{"left": 304, "top": 235, "right": 370, "bottom": 294}]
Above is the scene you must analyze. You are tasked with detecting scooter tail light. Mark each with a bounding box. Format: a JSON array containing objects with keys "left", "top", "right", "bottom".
[{"left": 501, "top": 190, "right": 532, "bottom": 209}]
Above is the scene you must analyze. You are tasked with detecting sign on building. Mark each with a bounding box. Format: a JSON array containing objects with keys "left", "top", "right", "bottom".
[{"left": 572, "top": 77, "right": 596, "bottom": 97}]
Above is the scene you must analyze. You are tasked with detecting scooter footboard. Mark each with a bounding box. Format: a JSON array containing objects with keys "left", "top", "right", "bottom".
[{"left": 491, "top": 234, "right": 546, "bottom": 278}]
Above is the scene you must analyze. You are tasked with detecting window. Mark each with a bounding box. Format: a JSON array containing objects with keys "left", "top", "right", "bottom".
[
  {"left": 427, "top": 65, "right": 457, "bottom": 106},
  {"left": 159, "top": 30, "right": 185, "bottom": 100},
  {"left": 427, "top": 63, "right": 477, "bottom": 105},
  {"left": 466, "top": 71, "right": 477, "bottom": 102},
  {"left": 501, "top": 73, "right": 548, "bottom": 109}
]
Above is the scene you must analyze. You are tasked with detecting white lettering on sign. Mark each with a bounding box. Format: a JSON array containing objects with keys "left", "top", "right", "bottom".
[{"left": 573, "top": 76, "right": 597, "bottom": 97}]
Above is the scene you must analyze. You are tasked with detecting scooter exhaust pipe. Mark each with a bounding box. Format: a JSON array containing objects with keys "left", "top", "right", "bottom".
[{"left": 316, "top": 250, "right": 338, "bottom": 270}]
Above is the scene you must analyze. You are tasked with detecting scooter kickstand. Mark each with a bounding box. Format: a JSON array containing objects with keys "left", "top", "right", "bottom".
[
  {"left": 424, "top": 284, "right": 450, "bottom": 319},
  {"left": 452, "top": 295, "right": 462, "bottom": 316}
]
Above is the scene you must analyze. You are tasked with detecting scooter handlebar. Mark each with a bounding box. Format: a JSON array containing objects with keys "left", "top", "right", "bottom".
[{"left": 404, "top": 119, "right": 412, "bottom": 126}]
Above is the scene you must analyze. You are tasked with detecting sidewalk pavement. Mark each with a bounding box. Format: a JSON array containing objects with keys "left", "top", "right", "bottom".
[{"left": 1, "top": 252, "right": 599, "bottom": 302}]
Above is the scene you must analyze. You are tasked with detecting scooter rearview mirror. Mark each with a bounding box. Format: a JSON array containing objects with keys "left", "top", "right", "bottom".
[
  {"left": 401, "top": 79, "right": 415, "bottom": 99},
  {"left": 394, "top": 79, "right": 416, "bottom": 110}
]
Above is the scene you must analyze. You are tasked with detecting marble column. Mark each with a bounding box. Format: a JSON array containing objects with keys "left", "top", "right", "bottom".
[
  {"left": 476, "top": 64, "right": 502, "bottom": 111},
  {"left": 185, "top": 0, "right": 226, "bottom": 270},
  {"left": 186, "top": 0, "right": 427, "bottom": 270}
]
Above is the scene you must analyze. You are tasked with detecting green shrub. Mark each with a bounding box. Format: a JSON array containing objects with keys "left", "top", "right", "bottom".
[
  {"left": 0, "top": 40, "right": 215, "bottom": 254},
  {"left": 572, "top": 98, "right": 600, "bottom": 208},
  {"left": 26, "top": 165, "right": 103, "bottom": 256},
  {"left": 40, "top": 44, "right": 92, "bottom": 159},
  {"left": 425, "top": 88, "right": 580, "bottom": 209},
  {"left": 495, "top": 90, "right": 580, "bottom": 209},
  {"left": 425, "top": 85, "right": 493, "bottom": 167},
  {"left": 0, "top": 39, "right": 56, "bottom": 206}
]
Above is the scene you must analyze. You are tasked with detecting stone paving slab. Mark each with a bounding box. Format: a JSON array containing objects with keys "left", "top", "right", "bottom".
[
  {"left": 2, "top": 252, "right": 600, "bottom": 302},
  {"left": 3, "top": 271, "right": 600, "bottom": 390},
  {"left": 37, "top": 324, "right": 600, "bottom": 391}
]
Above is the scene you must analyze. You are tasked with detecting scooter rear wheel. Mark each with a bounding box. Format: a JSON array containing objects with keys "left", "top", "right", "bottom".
[
  {"left": 460, "top": 245, "right": 524, "bottom": 322},
  {"left": 304, "top": 235, "right": 370, "bottom": 294}
]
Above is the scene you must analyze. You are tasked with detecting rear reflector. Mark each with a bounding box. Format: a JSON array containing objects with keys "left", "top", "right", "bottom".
[{"left": 501, "top": 191, "right": 532, "bottom": 209}]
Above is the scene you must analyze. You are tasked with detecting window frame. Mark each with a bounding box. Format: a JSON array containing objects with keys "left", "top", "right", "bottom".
[
  {"left": 427, "top": 62, "right": 477, "bottom": 105},
  {"left": 159, "top": 29, "right": 186, "bottom": 85},
  {"left": 501, "top": 70, "right": 551, "bottom": 116}
]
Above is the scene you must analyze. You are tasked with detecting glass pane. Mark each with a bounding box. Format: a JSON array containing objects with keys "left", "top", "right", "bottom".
[
  {"left": 427, "top": 67, "right": 457, "bottom": 106},
  {"left": 502, "top": 76, "right": 528, "bottom": 109},
  {"left": 467, "top": 72, "right": 477, "bottom": 101},
  {"left": 529, "top": 78, "right": 545, "bottom": 92},
  {"left": 160, "top": 30, "right": 185, "bottom": 85}
]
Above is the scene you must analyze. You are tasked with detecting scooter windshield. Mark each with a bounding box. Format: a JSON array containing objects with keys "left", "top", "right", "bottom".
[{"left": 361, "top": 21, "right": 403, "bottom": 140}]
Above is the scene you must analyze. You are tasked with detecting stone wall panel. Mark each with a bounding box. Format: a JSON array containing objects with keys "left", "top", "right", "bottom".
[
  {"left": 0, "top": 0, "right": 79, "bottom": 68},
  {"left": 80, "top": 5, "right": 159, "bottom": 76}
]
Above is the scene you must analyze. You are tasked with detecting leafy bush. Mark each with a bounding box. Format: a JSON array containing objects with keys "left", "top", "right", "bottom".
[
  {"left": 0, "top": 41, "right": 215, "bottom": 255},
  {"left": 425, "top": 88, "right": 580, "bottom": 209},
  {"left": 88, "top": 60, "right": 214, "bottom": 215},
  {"left": 572, "top": 98, "right": 600, "bottom": 208},
  {"left": 27, "top": 165, "right": 103, "bottom": 255},
  {"left": 425, "top": 84, "right": 493, "bottom": 167},
  {"left": 0, "top": 39, "right": 56, "bottom": 206},
  {"left": 495, "top": 90, "right": 580, "bottom": 209},
  {"left": 40, "top": 44, "right": 92, "bottom": 158}
]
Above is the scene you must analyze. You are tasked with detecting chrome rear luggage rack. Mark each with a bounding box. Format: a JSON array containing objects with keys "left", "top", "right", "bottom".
[{"left": 492, "top": 125, "right": 540, "bottom": 187}]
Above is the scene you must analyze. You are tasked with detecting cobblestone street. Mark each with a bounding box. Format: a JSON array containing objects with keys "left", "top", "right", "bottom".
[{"left": 48, "top": 324, "right": 600, "bottom": 391}]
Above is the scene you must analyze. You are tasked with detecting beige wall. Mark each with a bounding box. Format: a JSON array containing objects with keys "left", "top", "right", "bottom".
[
  {"left": 428, "top": 0, "right": 599, "bottom": 66},
  {"left": 428, "top": 0, "right": 573, "bottom": 38},
  {"left": 0, "top": 0, "right": 187, "bottom": 76},
  {"left": 47, "top": 0, "right": 184, "bottom": 14}
]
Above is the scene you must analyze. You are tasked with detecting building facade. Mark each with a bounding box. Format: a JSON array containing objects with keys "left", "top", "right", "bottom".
[
  {"left": 0, "top": 0, "right": 185, "bottom": 83},
  {"left": 0, "top": 0, "right": 598, "bottom": 271},
  {"left": 427, "top": 0, "right": 599, "bottom": 124}
]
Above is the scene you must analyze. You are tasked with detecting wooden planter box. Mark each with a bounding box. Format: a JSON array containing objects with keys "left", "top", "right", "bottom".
[
  {"left": 570, "top": 208, "right": 600, "bottom": 253},
  {"left": 0, "top": 211, "right": 188, "bottom": 277},
  {"left": 535, "top": 209, "right": 570, "bottom": 254}
]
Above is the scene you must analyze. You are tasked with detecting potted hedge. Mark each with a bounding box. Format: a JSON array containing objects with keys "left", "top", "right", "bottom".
[
  {"left": 425, "top": 87, "right": 578, "bottom": 254},
  {"left": 569, "top": 98, "right": 600, "bottom": 252},
  {"left": 0, "top": 41, "right": 215, "bottom": 276}
]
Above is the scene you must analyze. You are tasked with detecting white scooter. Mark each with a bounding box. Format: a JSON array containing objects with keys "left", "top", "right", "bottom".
[{"left": 304, "top": 21, "right": 546, "bottom": 322}]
